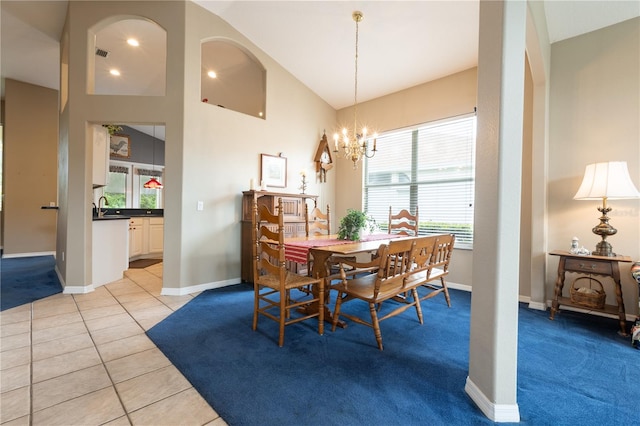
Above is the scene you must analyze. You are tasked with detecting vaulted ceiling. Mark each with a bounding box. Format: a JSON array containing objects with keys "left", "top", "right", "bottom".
[{"left": 2, "top": 1, "right": 639, "bottom": 109}]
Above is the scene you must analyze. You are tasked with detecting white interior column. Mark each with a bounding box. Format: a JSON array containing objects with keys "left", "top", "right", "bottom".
[{"left": 465, "top": 0, "right": 526, "bottom": 422}]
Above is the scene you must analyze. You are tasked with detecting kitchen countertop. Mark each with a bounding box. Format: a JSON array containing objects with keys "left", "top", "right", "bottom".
[
  {"left": 93, "top": 208, "right": 163, "bottom": 220},
  {"left": 93, "top": 215, "right": 131, "bottom": 221}
]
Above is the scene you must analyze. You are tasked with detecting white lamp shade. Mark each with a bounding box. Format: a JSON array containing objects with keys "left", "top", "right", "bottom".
[{"left": 574, "top": 161, "right": 640, "bottom": 200}]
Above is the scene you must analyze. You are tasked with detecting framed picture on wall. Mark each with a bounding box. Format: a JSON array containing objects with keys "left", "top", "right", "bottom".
[
  {"left": 261, "top": 154, "right": 287, "bottom": 188},
  {"left": 110, "top": 134, "right": 131, "bottom": 158}
]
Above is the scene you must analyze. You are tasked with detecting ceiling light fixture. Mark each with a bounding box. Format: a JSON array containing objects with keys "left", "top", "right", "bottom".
[
  {"left": 143, "top": 125, "right": 163, "bottom": 189},
  {"left": 127, "top": 38, "right": 139, "bottom": 47},
  {"left": 333, "top": 11, "right": 377, "bottom": 169},
  {"left": 207, "top": 70, "right": 217, "bottom": 79},
  {"left": 109, "top": 69, "right": 120, "bottom": 76}
]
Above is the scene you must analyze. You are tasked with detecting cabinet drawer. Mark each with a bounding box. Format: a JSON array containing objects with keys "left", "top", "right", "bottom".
[{"left": 564, "top": 258, "right": 612, "bottom": 275}]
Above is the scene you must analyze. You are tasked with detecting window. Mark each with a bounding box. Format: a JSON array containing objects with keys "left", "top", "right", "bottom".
[
  {"left": 364, "top": 114, "right": 476, "bottom": 248},
  {"left": 103, "top": 165, "right": 129, "bottom": 208},
  {"left": 95, "top": 162, "right": 163, "bottom": 209},
  {"left": 135, "top": 167, "right": 163, "bottom": 209}
]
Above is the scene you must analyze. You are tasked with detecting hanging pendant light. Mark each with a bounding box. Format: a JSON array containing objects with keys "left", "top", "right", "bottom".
[
  {"left": 143, "top": 125, "right": 163, "bottom": 189},
  {"left": 143, "top": 176, "right": 163, "bottom": 189}
]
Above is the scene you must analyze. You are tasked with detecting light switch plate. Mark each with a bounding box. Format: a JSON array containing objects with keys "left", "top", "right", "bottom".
[{"left": 197, "top": 201, "right": 204, "bottom": 211}]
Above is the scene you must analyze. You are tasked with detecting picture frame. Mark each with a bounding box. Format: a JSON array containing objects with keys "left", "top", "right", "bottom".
[
  {"left": 260, "top": 154, "right": 287, "bottom": 188},
  {"left": 110, "top": 134, "right": 131, "bottom": 158}
]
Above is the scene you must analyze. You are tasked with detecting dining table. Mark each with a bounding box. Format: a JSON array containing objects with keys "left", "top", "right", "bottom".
[{"left": 284, "top": 233, "right": 408, "bottom": 326}]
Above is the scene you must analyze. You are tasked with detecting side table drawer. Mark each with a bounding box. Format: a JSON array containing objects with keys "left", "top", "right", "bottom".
[{"left": 564, "top": 258, "right": 612, "bottom": 275}]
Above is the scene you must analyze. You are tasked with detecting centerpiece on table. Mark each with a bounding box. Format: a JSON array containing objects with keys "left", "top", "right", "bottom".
[{"left": 337, "top": 209, "right": 378, "bottom": 241}]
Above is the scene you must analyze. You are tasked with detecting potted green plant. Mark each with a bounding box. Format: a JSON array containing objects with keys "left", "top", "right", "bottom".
[
  {"left": 338, "top": 209, "right": 377, "bottom": 241},
  {"left": 102, "top": 124, "right": 123, "bottom": 135}
]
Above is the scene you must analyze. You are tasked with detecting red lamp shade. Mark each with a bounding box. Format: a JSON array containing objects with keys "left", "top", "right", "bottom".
[{"left": 143, "top": 177, "right": 163, "bottom": 189}]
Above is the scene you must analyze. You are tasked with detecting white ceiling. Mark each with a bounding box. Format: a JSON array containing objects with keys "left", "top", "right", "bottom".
[{"left": 2, "top": 1, "right": 639, "bottom": 110}]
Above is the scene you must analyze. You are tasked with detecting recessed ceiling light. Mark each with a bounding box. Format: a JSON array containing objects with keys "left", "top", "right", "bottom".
[
  {"left": 207, "top": 71, "right": 217, "bottom": 79},
  {"left": 110, "top": 69, "right": 121, "bottom": 76},
  {"left": 127, "top": 38, "right": 139, "bottom": 47}
]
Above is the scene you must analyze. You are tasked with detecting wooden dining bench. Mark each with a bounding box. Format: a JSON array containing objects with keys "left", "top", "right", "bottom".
[{"left": 331, "top": 238, "right": 423, "bottom": 350}]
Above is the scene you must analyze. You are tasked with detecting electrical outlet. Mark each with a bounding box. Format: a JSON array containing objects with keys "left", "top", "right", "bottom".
[{"left": 197, "top": 201, "right": 204, "bottom": 211}]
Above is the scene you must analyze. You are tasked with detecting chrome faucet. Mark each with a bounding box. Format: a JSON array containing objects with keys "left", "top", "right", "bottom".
[{"left": 98, "top": 196, "right": 109, "bottom": 217}]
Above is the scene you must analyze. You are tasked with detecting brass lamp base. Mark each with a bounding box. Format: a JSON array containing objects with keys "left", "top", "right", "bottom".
[{"left": 591, "top": 202, "right": 617, "bottom": 257}]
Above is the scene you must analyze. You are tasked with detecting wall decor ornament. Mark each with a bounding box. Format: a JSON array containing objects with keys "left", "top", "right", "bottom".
[
  {"left": 109, "top": 134, "right": 130, "bottom": 158},
  {"left": 260, "top": 153, "right": 287, "bottom": 188}
]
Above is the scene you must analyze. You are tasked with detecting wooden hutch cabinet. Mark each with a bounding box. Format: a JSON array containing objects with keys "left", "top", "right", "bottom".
[{"left": 241, "top": 190, "right": 318, "bottom": 282}]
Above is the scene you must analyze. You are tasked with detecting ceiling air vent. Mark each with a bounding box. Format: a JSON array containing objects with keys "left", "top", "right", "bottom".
[{"left": 95, "top": 48, "right": 109, "bottom": 58}]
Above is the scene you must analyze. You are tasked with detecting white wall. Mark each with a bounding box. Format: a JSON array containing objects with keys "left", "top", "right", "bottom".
[
  {"left": 548, "top": 17, "right": 640, "bottom": 314},
  {"left": 59, "top": 1, "right": 337, "bottom": 292}
]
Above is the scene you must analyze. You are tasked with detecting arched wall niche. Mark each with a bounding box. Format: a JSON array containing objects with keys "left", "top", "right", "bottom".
[
  {"left": 201, "top": 37, "right": 266, "bottom": 119},
  {"left": 88, "top": 15, "right": 167, "bottom": 96}
]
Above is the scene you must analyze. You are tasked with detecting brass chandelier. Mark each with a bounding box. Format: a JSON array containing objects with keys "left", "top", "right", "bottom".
[{"left": 332, "top": 11, "right": 377, "bottom": 169}]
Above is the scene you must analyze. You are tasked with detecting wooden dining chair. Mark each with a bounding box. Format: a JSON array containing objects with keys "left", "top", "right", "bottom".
[
  {"left": 388, "top": 206, "right": 419, "bottom": 236},
  {"left": 306, "top": 202, "right": 330, "bottom": 236},
  {"left": 331, "top": 238, "right": 421, "bottom": 350},
  {"left": 301, "top": 202, "right": 348, "bottom": 280},
  {"left": 418, "top": 234, "right": 455, "bottom": 307},
  {"left": 252, "top": 198, "right": 325, "bottom": 347}
]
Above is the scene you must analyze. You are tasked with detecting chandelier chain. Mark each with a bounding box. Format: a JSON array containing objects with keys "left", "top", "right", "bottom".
[
  {"left": 353, "top": 16, "right": 359, "bottom": 134},
  {"left": 333, "top": 10, "right": 377, "bottom": 169}
]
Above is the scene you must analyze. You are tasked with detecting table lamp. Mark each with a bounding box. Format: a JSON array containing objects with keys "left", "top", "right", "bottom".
[{"left": 573, "top": 161, "right": 640, "bottom": 256}]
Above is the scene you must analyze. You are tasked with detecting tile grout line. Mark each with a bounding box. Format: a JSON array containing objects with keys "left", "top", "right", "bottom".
[
  {"left": 11, "top": 266, "right": 216, "bottom": 426},
  {"left": 71, "top": 292, "right": 133, "bottom": 425},
  {"left": 95, "top": 270, "right": 192, "bottom": 422}
]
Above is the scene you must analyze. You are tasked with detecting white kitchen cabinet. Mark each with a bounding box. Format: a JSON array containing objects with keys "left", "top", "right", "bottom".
[
  {"left": 129, "top": 218, "right": 144, "bottom": 258},
  {"left": 129, "top": 217, "right": 163, "bottom": 260},
  {"left": 92, "top": 124, "right": 109, "bottom": 188},
  {"left": 147, "top": 217, "right": 164, "bottom": 254}
]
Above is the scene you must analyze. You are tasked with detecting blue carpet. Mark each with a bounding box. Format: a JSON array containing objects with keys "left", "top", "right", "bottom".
[
  {"left": 1, "top": 255, "right": 62, "bottom": 311},
  {"left": 147, "top": 284, "right": 638, "bottom": 426}
]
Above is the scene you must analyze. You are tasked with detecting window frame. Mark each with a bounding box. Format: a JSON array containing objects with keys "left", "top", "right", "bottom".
[
  {"left": 363, "top": 113, "right": 476, "bottom": 249},
  {"left": 94, "top": 159, "right": 164, "bottom": 209}
]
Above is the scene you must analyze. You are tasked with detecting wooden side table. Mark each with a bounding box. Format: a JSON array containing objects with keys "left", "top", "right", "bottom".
[{"left": 549, "top": 250, "right": 632, "bottom": 336}]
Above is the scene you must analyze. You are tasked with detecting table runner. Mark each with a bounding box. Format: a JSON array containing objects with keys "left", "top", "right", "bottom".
[{"left": 285, "top": 233, "right": 400, "bottom": 263}]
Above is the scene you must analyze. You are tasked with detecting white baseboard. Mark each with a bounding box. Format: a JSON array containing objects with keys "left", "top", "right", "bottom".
[
  {"left": 63, "top": 284, "right": 95, "bottom": 294},
  {"left": 160, "top": 277, "right": 242, "bottom": 296},
  {"left": 2, "top": 251, "right": 55, "bottom": 259},
  {"left": 527, "top": 300, "right": 547, "bottom": 311},
  {"left": 465, "top": 377, "right": 520, "bottom": 422},
  {"left": 54, "top": 264, "right": 66, "bottom": 289},
  {"left": 448, "top": 281, "right": 472, "bottom": 292}
]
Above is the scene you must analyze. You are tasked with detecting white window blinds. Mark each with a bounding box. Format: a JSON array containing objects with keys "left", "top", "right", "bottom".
[{"left": 364, "top": 114, "right": 476, "bottom": 248}]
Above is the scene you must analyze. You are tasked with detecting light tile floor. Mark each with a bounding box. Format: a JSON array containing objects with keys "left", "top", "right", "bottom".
[{"left": 0, "top": 263, "right": 228, "bottom": 426}]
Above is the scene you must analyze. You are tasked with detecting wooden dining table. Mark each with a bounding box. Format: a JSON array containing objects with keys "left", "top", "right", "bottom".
[{"left": 285, "top": 233, "right": 408, "bottom": 326}]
